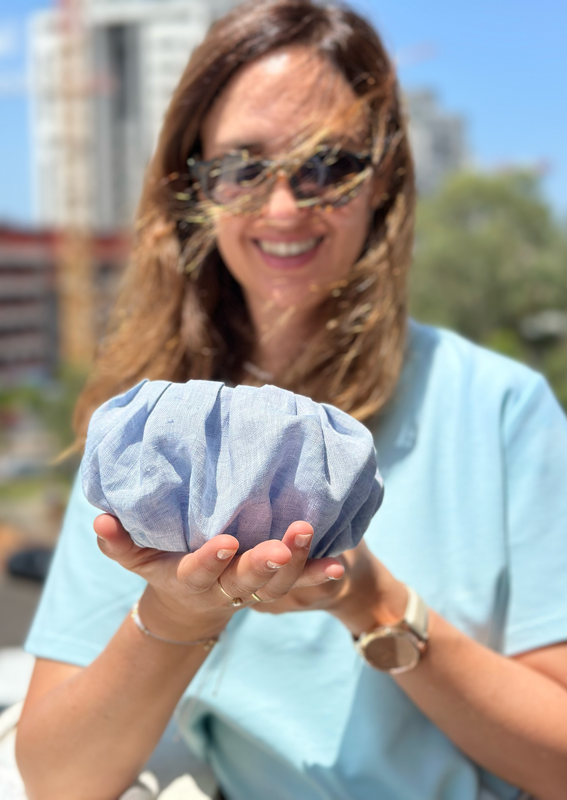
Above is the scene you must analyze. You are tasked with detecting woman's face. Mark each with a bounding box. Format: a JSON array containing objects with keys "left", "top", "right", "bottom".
[{"left": 200, "top": 48, "right": 381, "bottom": 320}]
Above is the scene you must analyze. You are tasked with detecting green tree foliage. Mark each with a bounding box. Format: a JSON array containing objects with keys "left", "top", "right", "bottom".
[
  {"left": 0, "top": 367, "right": 86, "bottom": 481},
  {"left": 409, "top": 170, "right": 567, "bottom": 406}
]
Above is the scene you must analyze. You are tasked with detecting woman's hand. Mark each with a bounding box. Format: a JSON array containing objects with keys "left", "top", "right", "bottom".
[
  {"left": 94, "top": 515, "right": 345, "bottom": 642},
  {"left": 250, "top": 538, "right": 409, "bottom": 636}
]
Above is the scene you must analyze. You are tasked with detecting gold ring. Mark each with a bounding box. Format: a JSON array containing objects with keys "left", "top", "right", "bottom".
[
  {"left": 251, "top": 592, "right": 273, "bottom": 603},
  {"left": 217, "top": 578, "right": 244, "bottom": 608}
]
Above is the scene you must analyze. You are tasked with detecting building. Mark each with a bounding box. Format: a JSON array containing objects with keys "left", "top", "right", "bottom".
[
  {"left": 0, "top": 228, "right": 57, "bottom": 383},
  {"left": 404, "top": 90, "right": 467, "bottom": 195},
  {"left": 0, "top": 226, "right": 129, "bottom": 383},
  {"left": 29, "top": 0, "right": 238, "bottom": 232},
  {"left": 29, "top": 1, "right": 469, "bottom": 227}
]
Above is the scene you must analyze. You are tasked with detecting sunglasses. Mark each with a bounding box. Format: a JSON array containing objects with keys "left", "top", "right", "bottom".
[{"left": 187, "top": 145, "right": 373, "bottom": 211}]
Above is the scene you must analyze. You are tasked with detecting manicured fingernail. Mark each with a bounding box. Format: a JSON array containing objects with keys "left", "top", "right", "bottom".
[
  {"left": 217, "top": 549, "right": 235, "bottom": 560},
  {"left": 326, "top": 575, "right": 342, "bottom": 580},
  {"left": 294, "top": 533, "right": 312, "bottom": 549},
  {"left": 266, "top": 560, "right": 284, "bottom": 570}
]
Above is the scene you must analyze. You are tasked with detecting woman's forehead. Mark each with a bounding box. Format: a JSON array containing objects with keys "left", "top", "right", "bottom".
[{"left": 201, "top": 47, "right": 368, "bottom": 158}]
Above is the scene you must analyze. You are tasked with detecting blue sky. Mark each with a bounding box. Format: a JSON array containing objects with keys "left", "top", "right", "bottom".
[{"left": 1, "top": 0, "right": 566, "bottom": 224}]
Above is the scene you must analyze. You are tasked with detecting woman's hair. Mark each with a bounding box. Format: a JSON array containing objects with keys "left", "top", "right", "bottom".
[{"left": 74, "top": 0, "right": 415, "bottom": 444}]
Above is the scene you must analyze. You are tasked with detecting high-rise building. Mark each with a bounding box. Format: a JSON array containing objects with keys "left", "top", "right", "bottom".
[
  {"left": 29, "top": 0, "right": 238, "bottom": 231},
  {"left": 29, "top": 3, "right": 467, "bottom": 230},
  {"left": 404, "top": 90, "right": 468, "bottom": 195}
]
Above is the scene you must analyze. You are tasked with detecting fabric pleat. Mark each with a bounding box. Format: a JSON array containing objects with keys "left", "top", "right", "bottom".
[{"left": 82, "top": 380, "right": 383, "bottom": 556}]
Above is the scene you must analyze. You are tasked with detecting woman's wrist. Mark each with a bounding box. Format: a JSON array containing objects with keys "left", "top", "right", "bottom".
[
  {"left": 330, "top": 560, "right": 408, "bottom": 637},
  {"left": 137, "top": 586, "right": 231, "bottom": 643}
]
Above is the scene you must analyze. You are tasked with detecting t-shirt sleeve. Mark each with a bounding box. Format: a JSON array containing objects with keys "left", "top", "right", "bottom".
[
  {"left": 503, "top": 375, "right": 567, "bottom": 656},
  {"left": 25, "top": 472, "right": 146, "bottom": 666}
]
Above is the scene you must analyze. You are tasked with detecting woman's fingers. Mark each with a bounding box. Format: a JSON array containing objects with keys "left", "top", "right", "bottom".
[
  {"left": 291, "top": 556, "right": 345, "bottom": 588},
  {"left": 219, "top": 522, "right": 317, "bottom": 603},
  {"left": 176, "top": 535, "right": 239, "bottom": 593},
  {"left": 95, "top": 514, "right": 190, "bottom": 590},
  {"left": 251, "top": 556, "right": 347, "bottom": 615},
  {"left": 94, "top": 515, "right": 240, "bottom": 595},
  {"left": 94, "top": 514, "right": 135, "bottom": 553},
  {"left": 94, "top": 515, "right": 344, "bottom": 610},
  {"left": 250, "top": 521, "right": 314, "bottom": 601},
  {"left": 218, "top": 538, "right": 293, "bottom": 600},
  {"left": 94, "top": 514, "right": 163, "bottom": 568}
]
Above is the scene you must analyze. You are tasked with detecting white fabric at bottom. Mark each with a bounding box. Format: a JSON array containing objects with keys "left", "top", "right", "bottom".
[{"left": 0, "top": 704, "right": 26, "bottom": 800}]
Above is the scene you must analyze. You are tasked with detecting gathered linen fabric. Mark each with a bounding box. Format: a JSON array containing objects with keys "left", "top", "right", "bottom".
[{"left": 81, "top": 379, "right": 383, "bottom": 556}]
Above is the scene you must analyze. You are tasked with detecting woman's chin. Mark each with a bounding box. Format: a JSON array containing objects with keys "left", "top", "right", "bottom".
[{"left": 260, "top": 284, "right": 325, "bottom": 314}]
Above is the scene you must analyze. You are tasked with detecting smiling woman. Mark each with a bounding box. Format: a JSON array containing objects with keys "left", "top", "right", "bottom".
[
  {"left": 71, "top": 1, "right": 414, "bottom": 435},
  {"left": 15, "top": 2, "right": 567, "bottom": 800},
  {"left": 200, "top": 48, "right": 389, "bottom": 373}
]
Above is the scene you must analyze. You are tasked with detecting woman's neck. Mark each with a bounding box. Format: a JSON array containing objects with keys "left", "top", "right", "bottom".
[{"left": 246, "top": 298, "right": 319, "bottom": 378}]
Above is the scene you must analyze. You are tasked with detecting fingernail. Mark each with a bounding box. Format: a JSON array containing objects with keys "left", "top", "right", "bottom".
[
  {"left": 266, "top": 560, "right": 284, "bottom": 570},
  {"left": 294, "top": 533, "right": 312, "bottom": 549},
  {"left": 326, "top": 575, "right": 342, "bottom": 580},
  {"left": 217, "top": 549, "right": 235, "bottom": 560},
  {"left": 97, "top": 536, "right": 109, "bottom": 550}
]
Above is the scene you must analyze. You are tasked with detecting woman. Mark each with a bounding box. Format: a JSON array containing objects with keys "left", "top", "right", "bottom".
[{"left": 16, "top": 2, "right": 567, "bottom": 799}]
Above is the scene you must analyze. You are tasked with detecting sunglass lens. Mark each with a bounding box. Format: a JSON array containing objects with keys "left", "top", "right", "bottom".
[
  {"left": 292, "top": 151, "right": 368, "bottom": 203},
  {"left": 206, "top": 155, "right": 266, "bottom": 204},
  {"left": 290, "top": 158, "right": 325, "bottom": 199},
  {"left": 322, "top": 152, "right": 367, "bottom": 186}
]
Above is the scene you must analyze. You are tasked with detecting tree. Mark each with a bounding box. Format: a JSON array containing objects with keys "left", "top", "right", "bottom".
[{"left": 409, "top": 170, "right": 567, "bottom": 406}]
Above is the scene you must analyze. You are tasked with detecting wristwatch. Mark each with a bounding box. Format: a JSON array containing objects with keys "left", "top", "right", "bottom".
[{"left": 354, "top": 584, "right": 429, "bottom": 673}]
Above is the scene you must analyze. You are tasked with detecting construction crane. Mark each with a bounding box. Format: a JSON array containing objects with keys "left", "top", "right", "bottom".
[{"left": 56, "top": 0, "right": 95, "bottom": 368}]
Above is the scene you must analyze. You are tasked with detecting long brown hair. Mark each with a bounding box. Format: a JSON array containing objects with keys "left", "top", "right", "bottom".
[{"left": 74, "top": 0, "right": 415, "bottom": 443}]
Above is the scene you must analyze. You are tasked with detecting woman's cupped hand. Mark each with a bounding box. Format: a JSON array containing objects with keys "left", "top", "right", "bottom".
[{"left": 93, "top": 515, "right": 363, "bottom": 642}]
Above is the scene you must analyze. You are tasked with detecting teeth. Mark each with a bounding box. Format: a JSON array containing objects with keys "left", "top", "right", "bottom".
[{"left": 257, "top": 238, "right": 320, "bottom": 257}]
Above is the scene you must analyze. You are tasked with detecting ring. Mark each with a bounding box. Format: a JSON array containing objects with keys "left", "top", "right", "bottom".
[
  {"left": 251, "top": 592, "right": 273, "bottom": 603},
  {"left": 217, "top": 578, "right": 245, "bottom": 608}
]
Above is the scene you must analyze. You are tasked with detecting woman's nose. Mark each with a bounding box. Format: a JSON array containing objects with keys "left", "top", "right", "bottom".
[{"left": 263, "top": 173, "right": 301, "bottom": 218}]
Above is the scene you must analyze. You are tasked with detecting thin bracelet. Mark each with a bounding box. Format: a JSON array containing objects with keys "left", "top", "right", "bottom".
[{"left": 130, "top": 602, "right": 218, "bottom": 650}]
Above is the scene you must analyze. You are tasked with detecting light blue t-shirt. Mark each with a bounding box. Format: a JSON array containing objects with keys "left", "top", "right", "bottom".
[{"left": 26, "top": 322, "right": 567, "bottom": 800}]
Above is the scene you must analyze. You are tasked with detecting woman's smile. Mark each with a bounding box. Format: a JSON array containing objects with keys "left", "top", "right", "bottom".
[{"left": 253, "top": 235, "right": 324, "bottom": 269}]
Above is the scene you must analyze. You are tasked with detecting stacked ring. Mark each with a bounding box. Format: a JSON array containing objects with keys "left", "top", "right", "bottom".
[
  {"left": 251, "top": 592, "right": 273, "bottom": 603},
  {"left": 217, "top": 578, "right": 245, "bottom": 608}
]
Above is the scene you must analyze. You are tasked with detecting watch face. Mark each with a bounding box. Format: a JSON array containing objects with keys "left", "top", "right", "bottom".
[{"left": 362, "top": 629, "right": 420, "bottom": 673}]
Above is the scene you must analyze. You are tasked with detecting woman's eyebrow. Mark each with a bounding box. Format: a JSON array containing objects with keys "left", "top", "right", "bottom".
[
  {"left": 215, "top": 140, "right": 265, "bottom": 154},
  {"left": 210, "top": 135, "right": 366, "bottom": 159},
  {"left": 321, "top": 136, "right": 367, "bottom": 150}
]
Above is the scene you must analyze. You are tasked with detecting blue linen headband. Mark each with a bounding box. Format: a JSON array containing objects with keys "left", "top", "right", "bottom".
[{"left": 81, "top": 380, "right": 383, "bottom": 557}]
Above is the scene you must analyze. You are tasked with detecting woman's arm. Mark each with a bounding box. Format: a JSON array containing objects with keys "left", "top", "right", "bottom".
[
  {"left": 256, "top": 543, "right": 567, "bottom": 800},
  {"left": 342, "top": 561, "right": 567, "bottom": 800},
  {"left": 18, "top": 626, "right": 212, "bottom": 800},
  {"left": 16, "top": 516, "right": 343, "bottom": 800},
  {"left": 393, "top": 609, "right": 567, "bottom": 800}
]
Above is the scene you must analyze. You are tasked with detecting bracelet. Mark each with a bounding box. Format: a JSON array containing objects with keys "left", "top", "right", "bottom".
[{"left": 130, "top": 602, "right": 219, "bottom": 650}]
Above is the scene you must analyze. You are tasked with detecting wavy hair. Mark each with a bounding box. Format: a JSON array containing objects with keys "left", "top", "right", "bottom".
[{"left": 74, "top": 0, "right": 415, "bottom": 443}]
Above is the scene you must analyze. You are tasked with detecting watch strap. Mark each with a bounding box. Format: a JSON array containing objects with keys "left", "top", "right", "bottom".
[
  {"left": 402, "top": 584, "right": 429, "bottom": 642},
  {"left": 353, "top": 584, "right": 430, "bottom": 673}
]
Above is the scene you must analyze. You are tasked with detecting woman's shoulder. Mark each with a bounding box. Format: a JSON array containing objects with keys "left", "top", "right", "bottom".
[
  {"left": 408, "top": 319, "right": 549, "bottom": 411},
  {"left": 386, "top": 320, "right": 567, "bottom": 454}
]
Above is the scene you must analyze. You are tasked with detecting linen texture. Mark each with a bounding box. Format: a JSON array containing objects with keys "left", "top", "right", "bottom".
[{"left": 81, "top": 380, "right": 383, "bottom": 556}]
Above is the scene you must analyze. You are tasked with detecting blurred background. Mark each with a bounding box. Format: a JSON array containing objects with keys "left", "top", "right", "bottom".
[{"left": 0, "top": 0, "right": 566, "bottom": 708}]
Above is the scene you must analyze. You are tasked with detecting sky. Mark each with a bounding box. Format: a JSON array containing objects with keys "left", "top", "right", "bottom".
[{"left": 0, "top": 0, "right": 566, "bottom": 225}]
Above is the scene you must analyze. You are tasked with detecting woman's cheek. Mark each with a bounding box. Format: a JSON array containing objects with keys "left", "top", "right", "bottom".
[
  {"left": 327, "top": 204, "right": 373, "bottom": 273},
  {"left": 214, "top": 216, "right": 249, "bottom": 277}
]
